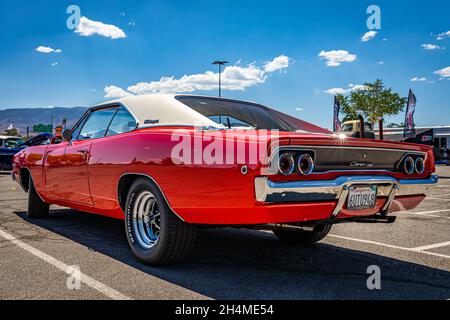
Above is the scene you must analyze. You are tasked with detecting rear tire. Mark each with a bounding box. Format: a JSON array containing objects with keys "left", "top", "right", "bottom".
[
  {"left": 273, "top": 224, "right": 332, "bottom": 245},
  {"left": 27, "top": 176, "right": 49, "bottom": 219},
  {"left": 124, "top": 178, "right": 197, "bottom": 266}
]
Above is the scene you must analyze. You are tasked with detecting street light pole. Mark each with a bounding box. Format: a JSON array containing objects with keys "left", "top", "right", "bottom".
[{"left": 212, "top": 60, "right": 228, "bottom": 98}]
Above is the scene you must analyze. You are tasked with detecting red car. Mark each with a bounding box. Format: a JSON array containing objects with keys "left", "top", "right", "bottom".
[{"left": 11, "top": 94, "right": 438, "bottom": 265}]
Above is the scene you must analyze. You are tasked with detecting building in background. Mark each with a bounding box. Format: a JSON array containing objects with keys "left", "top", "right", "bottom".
[{"left": 378, "top": 126, "right": 450, "bottom": 163}]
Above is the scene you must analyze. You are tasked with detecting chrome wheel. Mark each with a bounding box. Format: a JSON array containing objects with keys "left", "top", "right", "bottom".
[{"left": 132, "top": 191, "right": 161, "bottom": 249}]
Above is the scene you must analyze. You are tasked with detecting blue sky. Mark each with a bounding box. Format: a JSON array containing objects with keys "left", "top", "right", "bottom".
[{"left": 0, "top": 0, "right": 449, "bottom": 129}]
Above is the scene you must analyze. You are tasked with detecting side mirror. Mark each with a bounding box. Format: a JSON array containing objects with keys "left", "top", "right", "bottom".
[{"left": 62, "top": 129, "right": 73, "bottom": 142}]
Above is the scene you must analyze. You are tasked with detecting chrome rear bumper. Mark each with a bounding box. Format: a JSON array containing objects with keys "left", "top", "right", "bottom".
[{"left": 255, "top": 175, "right": 438, "bottom": 216}]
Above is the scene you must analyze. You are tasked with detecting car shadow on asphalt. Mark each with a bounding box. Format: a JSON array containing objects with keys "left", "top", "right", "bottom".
[{"left": 15, "top": 209, "right": 450, "bottom": 300}]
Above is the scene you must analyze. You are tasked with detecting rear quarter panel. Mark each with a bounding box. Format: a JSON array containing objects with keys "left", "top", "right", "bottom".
[{"left": 88, "top": 128, "right": 261, "bottom": 220}]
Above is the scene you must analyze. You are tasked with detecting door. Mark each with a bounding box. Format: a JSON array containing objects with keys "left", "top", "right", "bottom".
[
  {"left": 44, "top": 107, "right": 118, "bottom": 205},
  {"left": 60, "top": 140, "right": 93, "bottom": 204}
]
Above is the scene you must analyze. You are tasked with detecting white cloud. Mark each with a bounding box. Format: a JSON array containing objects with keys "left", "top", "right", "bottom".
[
  {"left": 51, "top": 62, "right": 58, "bottom": 66},
  {"left": 36, "top": 46, "right": 62, "bottom": 54},
  {"left": 361, "top": 31, "right": 377, "bottom": 42},
  {"left": 117, "top": 55, "right": 290, "bottom": 96},
  {"left": 434, "top": 66, "right": 450, "bottom": 78},
  {"left": 318, "top": 50, "right": 357, "bottom": 67},
  {"left": 296, "top": 108, "right": 304, "bottom": 112},
  {"left": 377, "top": 61, "right": 385, "bottom": 65},
  {"left": 323, "top": 84, "right": 366, "bottom": 95},
  {"left": 421, "top": 43, "right": 443, "bottom": 50},
  {"left": 324, "top": 88, "right": 346, "bottom": 95},
  {"left": 436, "top": 30, "right": 450, "bottom": 40},
  {"left": 75, "top": 16, "right": 127, "bottom": 39},
  {"left": 410, "top": 77, "right": 427, "bottom": 82},
  {"left": 263, "top": 55, "right": 290, "bottom": 72},
  {"left": 104, "top": 85, "right": 132, "bottom": 98}
]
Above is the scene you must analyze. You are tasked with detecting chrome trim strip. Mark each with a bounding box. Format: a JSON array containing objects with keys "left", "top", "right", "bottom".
[
  {"left": 396, "top": 152, "right": 427, "bottom": 170},
  {"left": 118, "top": 173, "right": 185, "bottom": 222},
  {"left": 269, "top": 145, "right": 428, "bottom": 174},
  {"left": 268, "top": 147, "right": 316, "bottom": 174},
  {"left": 382, "top": 185, "right": 399, "bottom": 213},
  {"left": 278, "top": 153, "right": 295, "bottom": 175},
  {"left": 255, "top": 175, "right": 439, "bottom": 207},
  {"left": 332, "top": 186, "right": 349, "bottom": 217}
]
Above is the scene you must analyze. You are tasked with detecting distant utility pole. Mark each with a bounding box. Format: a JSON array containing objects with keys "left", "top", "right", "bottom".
[{"left": 212, "top": 60, "right": 228, "bottom": 98}]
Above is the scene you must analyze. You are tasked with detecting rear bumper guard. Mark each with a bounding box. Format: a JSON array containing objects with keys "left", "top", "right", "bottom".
[{"left": 255, "top": 175, "right": 439, "bottom": 216}]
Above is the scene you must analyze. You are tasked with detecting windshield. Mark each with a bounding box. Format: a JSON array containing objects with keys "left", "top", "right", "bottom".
[
  {"left": 5, "top": 138, "right": 24, "bottom": 148},
  {"left": 176, "top": 96, "right": 330, "bottom": 133},
  {"left": 341, "top": 122, "right": 374, "bottom": 132},
  {"left": 365, "top": 123, "right": 374, "bottom": 131},
  {"left": 341, "top": 124, "right": 353, "bottom": 132}
]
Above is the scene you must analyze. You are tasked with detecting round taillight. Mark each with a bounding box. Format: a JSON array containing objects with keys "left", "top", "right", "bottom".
[
  {"left": 297, "top": 154, "right": 315, "bottom": 175},
  {"left": 404, "top": 156, "right": 415, "bottom": 175},
  {"left": 415, "top": 157, "right": 425, "bottom": 175},
  {"left": 278, "top": 153, "right": 295, "bottom": 175}
]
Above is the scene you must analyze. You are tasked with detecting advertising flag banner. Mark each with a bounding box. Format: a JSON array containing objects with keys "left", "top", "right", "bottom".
[
  {"left": 403, "top": 89, "right": 417, "bottom": 140},
  {"left": 333, "top": 96, "right": 342, "bottom": 132}
]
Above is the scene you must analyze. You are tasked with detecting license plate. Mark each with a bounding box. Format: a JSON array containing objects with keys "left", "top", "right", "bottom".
[{"left": 347, "top": 186, "right": 378, "bottom": 211}]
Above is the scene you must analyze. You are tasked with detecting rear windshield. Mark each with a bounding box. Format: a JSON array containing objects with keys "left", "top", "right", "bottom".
[{"left": 176, "top": 96, "right": 329, "bottom": 133}]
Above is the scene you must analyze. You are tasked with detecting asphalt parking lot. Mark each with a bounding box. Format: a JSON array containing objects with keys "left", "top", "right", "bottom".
[{"left": 0, "top": 168, "right": 449, "bottom": 300}]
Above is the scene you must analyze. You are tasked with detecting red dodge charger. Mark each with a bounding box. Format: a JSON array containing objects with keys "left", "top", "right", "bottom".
[{"left": 11, "top": 94, "right": 438, "bottom": 265}]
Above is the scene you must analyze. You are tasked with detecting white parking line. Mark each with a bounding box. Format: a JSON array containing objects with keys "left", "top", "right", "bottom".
[
  {"left": 412, "top": 241, "right": 450, "bottom": 252},
  {"left": 399, "top": 209, "right": 450, "bottom": 220},
  {"left": 328, "top": 234, "right": 450, "bottom": 260},
  {"left": 425, "top": 198, "right": 450, "bottom": 201},
  {"left": 0, "top": 228, "right": 131, "bottom": 300}
]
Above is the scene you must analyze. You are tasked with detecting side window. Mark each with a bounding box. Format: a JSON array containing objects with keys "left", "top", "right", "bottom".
[
  {"left": 71, "top": 113, "right": 89, "bottom": 140},
  {"left": 77, "top": 108, "right": 118, "bottom": 140},
  {"left": 207, "top": 115, "right": 254, "bottom": 128},
  {"left": 106, "top": 107, "right": 137, "bottom": 137}
]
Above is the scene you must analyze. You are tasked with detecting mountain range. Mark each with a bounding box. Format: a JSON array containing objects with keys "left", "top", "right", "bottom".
[{"left": 0, "top": 107, "right": 87, "bottom": 136}]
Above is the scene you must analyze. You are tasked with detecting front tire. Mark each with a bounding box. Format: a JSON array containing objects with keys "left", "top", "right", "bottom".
[
  {"left": 124, "top": 178, "right": 197, "bottom": 266},
  {"left": 273, "top": 224, "right": 332, "bottom": 245},
  {"left": 27, "top": 176, "right": 49, "bottom": 219}
]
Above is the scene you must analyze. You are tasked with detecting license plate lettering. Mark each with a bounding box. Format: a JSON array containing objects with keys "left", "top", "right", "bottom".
[{"left": 347, "top": 186, "right": 377, "bottom": 210}]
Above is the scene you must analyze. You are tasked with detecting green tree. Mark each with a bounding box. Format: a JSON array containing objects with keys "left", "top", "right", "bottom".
[
  {"left": 386, "top": 122, "right": 405, "bottom": 128},
  {"left": 339, "top": 79, "right": 407, "bottom": 124}
]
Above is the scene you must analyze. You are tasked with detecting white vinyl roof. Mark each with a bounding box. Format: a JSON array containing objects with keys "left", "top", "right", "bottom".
[{"left": 95, "top": 94, "right": 224, "bottom": 129}]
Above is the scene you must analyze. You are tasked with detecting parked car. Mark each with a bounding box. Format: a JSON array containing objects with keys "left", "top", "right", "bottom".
[
  {"left": 0, "top": 135, "right": 24, "bottom": 171},
  {"left": 11, "top": 94, "right": 438, "bottom": 265},
  {"left": 340, "top": 120, "right": 376, "bottom": 139},
  {"left": 0, "top": 134, "right": 55, "bottom": 171},
  {"left": 19, "top": 133, "right": 54, "bottom": 148}
]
